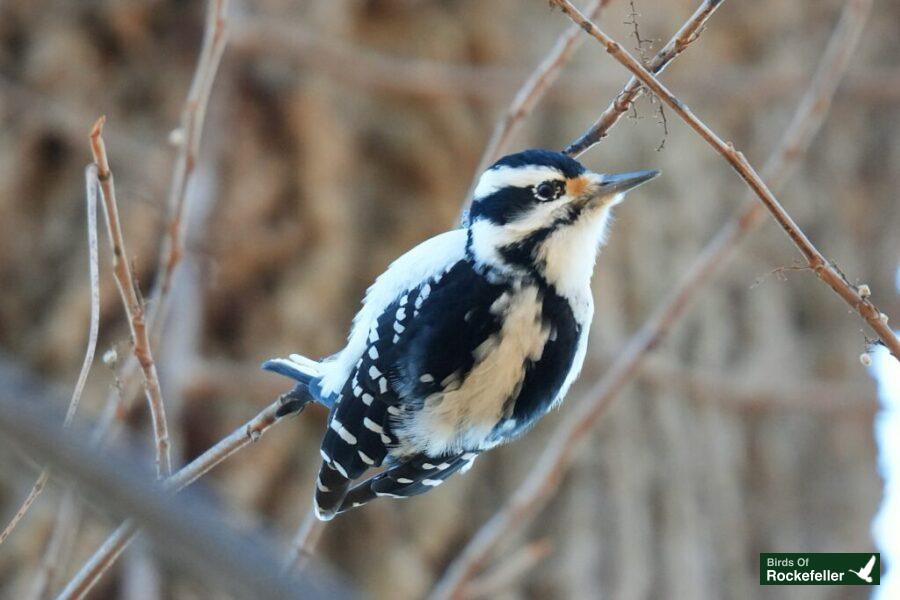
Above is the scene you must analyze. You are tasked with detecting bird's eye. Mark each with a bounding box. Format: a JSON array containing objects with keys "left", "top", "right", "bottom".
[{"left": 534, "top": 182, "right": 557, "bottom": 201}]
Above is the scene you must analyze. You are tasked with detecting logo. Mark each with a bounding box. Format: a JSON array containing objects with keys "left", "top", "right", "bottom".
[{"left": 760, "top": 553, "right": 880, "bottom": 585}]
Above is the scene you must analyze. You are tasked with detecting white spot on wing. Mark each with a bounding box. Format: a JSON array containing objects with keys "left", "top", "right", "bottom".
[
  {"left": 375, "top": 492, "right": 405, "bottom": 498},
  {"left": 330, "top": 419, "right": 358, "bottom": 444},
  {"left": 363, "top": 418, "right": 383, "bottom": 434},
  {"left": 332, "top": 461, "right": 349, "bottom": 478}
]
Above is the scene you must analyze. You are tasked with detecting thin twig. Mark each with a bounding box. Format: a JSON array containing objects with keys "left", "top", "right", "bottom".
[
  {"left": 27, "top": 489, "right": 81, "bottom": 600},
  {"left": 565, "top": 0, "right": 724, "bottom": 156},
  {"left": 283, "top": 510, "right": 326, "bottom": 573},
  {"left": 148, "top": 0, "right": 229, "bottom": 330},
  {"left": 90, "top": 117, "right": 172, "bottom": 479},
  {"left": 56, "top": 398, "right": 286, "bottom": 596},
  {"left": 0, "top": 166, "right": 101, "bottom": 545},
  {"left": 463, "top": 539, "right": 552, "bottom": 599},
  {"left": 0, "top": 470, "right": 49, "bottom": 546},
  {"left": 65, "top": 168, "right": 103, "bottom": 429},
  {"left": 624, "top": 0, "right": 653, "bottom": 63},
  {"left": 550, "top": 0, "right": 899, "bottom": 359},
  {"left": 461, "top": 0, "right": 608, "bottom": 211},
  {"left": 430, "top": 0, "right": 874, "bottom": 596}
]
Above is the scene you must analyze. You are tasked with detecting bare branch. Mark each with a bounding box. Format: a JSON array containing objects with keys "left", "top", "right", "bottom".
[
  {"left": 149, "top": 0, "right": 229, "bottom": 325},
  {"left": 464, "top": 539, "right": 552, "bottom": 599},
  {"left": 90, "top": 117, "right": 172, "bottom": 478},
  {"left": 57, "top": 396, "right": 289, "bottom": 595},
  {"left": 565, "top": 0, "right": 725, "bottom": 156},
  {"left": 550, "top": 0, "right": 898, "bottom": 359},
  {"left": 27, "top": 489, "right": 81, "bottom": 599},
  {"left": 0, "top": 383, "right": 353, "bottom": 600},
  {"left": 461, "top": 0, "right": 607, "bottom": 211},
  {"left": 0, "top": 165, "right": 101, "bottom": 544},
  {"left": 431, "top": 0, "right": 874, "bottom": 595},
  {"left": 87, "top": 0, "right": 230, "bottom": 454},
  {"left": 64, "top": 167, "right": 103, "bottom": 429},
  {"left": 0, "top": 470, "right": 49, "bottom": 546},
  {"left": 283, "top": 510, "right": 326, "bottom": 573}
]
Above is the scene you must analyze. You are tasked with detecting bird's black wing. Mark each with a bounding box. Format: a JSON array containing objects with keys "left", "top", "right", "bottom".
[
  {"left": 315, "top": 259, "right": 506, "bottom": 517},
  {"left": 321, "top": 259, "right": 507, "bottom": 474},
  {"left": 336, "top": 453, "right": 477, "bottom": 514}
]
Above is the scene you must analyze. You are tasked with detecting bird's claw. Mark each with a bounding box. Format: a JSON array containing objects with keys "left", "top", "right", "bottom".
[{"left": 275, "top": 386, "right": 311, "bottom": 419}]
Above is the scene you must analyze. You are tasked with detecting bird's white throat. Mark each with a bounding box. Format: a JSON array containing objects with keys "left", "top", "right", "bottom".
[{"left": 470, "top": 204, "right": 614, "bottom": 305}]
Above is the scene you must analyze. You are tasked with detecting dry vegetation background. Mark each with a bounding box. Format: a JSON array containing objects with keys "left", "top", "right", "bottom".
[{"left": 1, "top": 0, "right": 899, "bottom": 598}]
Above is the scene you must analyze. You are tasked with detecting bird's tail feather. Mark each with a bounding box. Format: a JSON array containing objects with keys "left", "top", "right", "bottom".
[
  {"left": 261, "top": 354, "right": 322, "bottom": 386},
  {"left": 313, "top": 462, "right": 351, "bottom": 521},
  {"left": 262, "top": 354, "right": 332, "bottom": 413}
]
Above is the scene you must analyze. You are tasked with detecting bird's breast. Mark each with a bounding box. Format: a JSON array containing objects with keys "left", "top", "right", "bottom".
[{"left": 394, "top": 282, "right": 584, "bottom": 456}]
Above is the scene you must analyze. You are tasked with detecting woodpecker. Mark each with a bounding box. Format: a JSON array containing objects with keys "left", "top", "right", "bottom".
[{"left": 264, "top": 149, "right": 658, "bottom": 520}]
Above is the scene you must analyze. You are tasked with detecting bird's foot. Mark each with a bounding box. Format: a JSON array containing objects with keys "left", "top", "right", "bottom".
[{"left": 275, "top": 386, "right": 312, "bottom": 418}]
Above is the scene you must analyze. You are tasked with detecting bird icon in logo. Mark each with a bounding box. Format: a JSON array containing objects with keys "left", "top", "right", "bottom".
[{"left": 848, "top": 555, "right": 877, "bottom": 583}]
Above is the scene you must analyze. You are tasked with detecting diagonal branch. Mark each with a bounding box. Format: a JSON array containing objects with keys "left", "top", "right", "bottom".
[
  {"left": 462, "top": 0, "right": 608, "bottom": 210},
  {"left": 0, "top": 382, "right": 352, "bottom": 600},
  {"left": 550, "top": 0, "right": 898, "bottom": 359},
  {"left": 566, "top": 0, "right": 725, "bottom": 156},
  {"left": 430, "top": 0, "right": 874, "bottom": 596},
  {"left": 55, "top": 396, "right": 290, "bottom": 597},
  {"left": 90, "top": 117, "right": 172, "bottom": 479}
]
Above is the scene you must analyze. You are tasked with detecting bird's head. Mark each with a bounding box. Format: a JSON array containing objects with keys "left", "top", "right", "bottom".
[{"left": 465, "top": 149, "right": 658, "bottom": 294}]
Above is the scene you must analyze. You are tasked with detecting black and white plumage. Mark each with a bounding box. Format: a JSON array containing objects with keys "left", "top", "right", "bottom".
[{"left": 263, "top": 149, "right": 658, "bottom": 520}]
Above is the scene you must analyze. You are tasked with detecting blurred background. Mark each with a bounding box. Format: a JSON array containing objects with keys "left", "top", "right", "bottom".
[{"left": 1, "top": 0, "right": 899, "bottom": 598}]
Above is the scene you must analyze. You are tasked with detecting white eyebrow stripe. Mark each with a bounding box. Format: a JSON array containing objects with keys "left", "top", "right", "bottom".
[{"left": 472, "top": 165, "right": 562, "bottom": 201}]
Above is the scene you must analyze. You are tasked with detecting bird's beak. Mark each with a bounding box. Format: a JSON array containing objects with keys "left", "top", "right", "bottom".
[{"left": 594, "top": 169, "right": 660, "bottom": 196}]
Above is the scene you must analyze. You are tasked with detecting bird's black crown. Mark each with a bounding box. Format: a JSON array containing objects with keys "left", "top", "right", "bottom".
[{"left": 489, "top": 149, "right": 586, "bottom": 179}]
